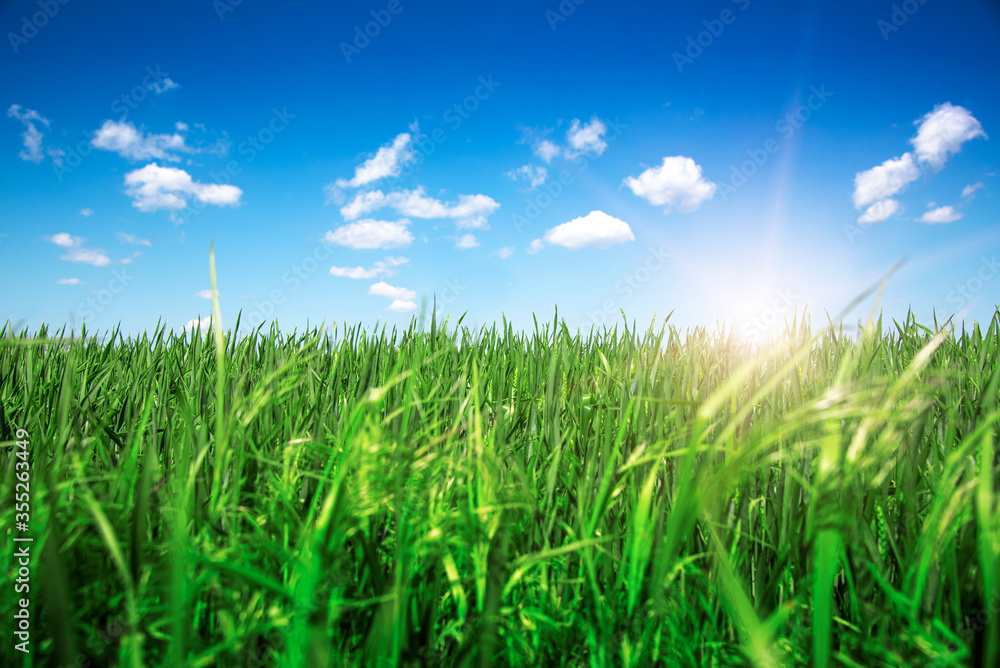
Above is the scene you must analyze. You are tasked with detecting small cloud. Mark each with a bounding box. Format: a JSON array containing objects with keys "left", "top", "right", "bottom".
[
  {"left": 80, "top": 208, "right": 94, "bottom": 217},
  {"left": 327, "top": 132, "right": 416, "bottom": 195},
  {"left": 323, "top": 219, "right": 413, "bottom": 249},
  {"left": 533, "top": 139, "right": 560, "bottom": 164},
  {"left": 7, "top": 104, "right": 51, "bottom": 163},
  {"left": 526, "top": 239, "right": 545, "bottom": 254},
  {"left": 175, "top": 122, "right": 189, "bottom": 132},
  {"left": 151, "top": 78, "right": 180, "bottom": 95},
  {"left": 56, "top": 278, "right": 83, "bottom": 285},
  {"left": 624, "top": 156, "right": 717, "bottom": 213},
  {"left": 369, "top": 281, "right": 416, "bottom": 300},
  {"left": 124, "top": 163, "right": 242, "bottom": 216},
  {"left": 496, "top": 246, "right": 514, "bottom": 260},
  {"left": 918, "top": 205, "right": 963, "bottom": 224},
  {"left": 194, "top": 289, "right": 214, "bottom": 299},
  {"left": 506, "top": 164, "right": 548, "bottom": 189},
  {"left": 45, "top": 233, "right": 119, "bottom": 266},
  {"left": 340, "top": 187, "right": 499, "bottom": 230},
  {"left": 385, "top": 299, "right": 418, "bottom": 312},
  {"left": 962, "top": 182, "right": 984, "bottom": 198},
  {"left": 329, "top": 256, "right": 409, "bottom": 279},
  {"left": 115, "top": 231, "right": 152, "bottom": 246},
  {"left": 857, "top": 198, "right": 901, "bottom": 224},
  {"left": 92, "top": 120, "right": 191, "bottom": 162},
  {"left": 565, "top": 117, "right": 608, "bottom": 158},
  {"left": 46, "top": 232, "right": 83, "bottom": 248},
  {"left": 455, "top": 233, "right": 479, "bottom": 249},
  {"left": 536, "top": 210, "right": 634, "bottom": 251},
  {"left": 62, "top": 247, "right": 112, "bottom": 266},
  {"left": 853, "top": 153, "right": 920, "bottom": 209},
  {"left": 911, "top": 103, "right": 987, "bottom": 170},
  {"left": 183, "top": 316, "right": 212, "bottom": 333},
  {"left": 44, "top": 233, "right": 111, "bottom": 266}
]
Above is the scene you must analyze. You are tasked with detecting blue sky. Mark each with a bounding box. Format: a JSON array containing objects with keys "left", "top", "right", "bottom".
[{"left": 2, "top": 0, "right": 998, "bottom": 337}]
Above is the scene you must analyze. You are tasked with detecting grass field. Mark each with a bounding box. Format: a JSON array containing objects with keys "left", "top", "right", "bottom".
[{"left": 2, "top": 302, "right": 999, "bottom": 666}]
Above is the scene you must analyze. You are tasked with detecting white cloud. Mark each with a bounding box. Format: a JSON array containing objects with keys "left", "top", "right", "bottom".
[
  {"left": 369, "top": 281, "right": 416, "bottom": 300},
  {"left": 194, "top": 289, "right": 214, "bottom": 299},
  {"left": 455, "top": 233, "right": 479, "bottom": 249},
  {"left": 323, "top": 219, "right": 413, "bottom": 249},
  {"left": 918, "top": 205, "right": 963, "bottom": 224},
  {"left": 852, "top": 153, "right": 920, "bottom": 209},
  {"left": 7, "top": 104, "right": 51, "bottom": 163},
  {"left": 115, "top": 231, "right": 152, "bottom": 246},
  {"left": 624, "top": 156, "right": 717, "bottom": 213},
  {"left": 533, "top": 139, "right": 560, "bottom": 164},
  {"left": 385, "top": 299, "right": 418, "bottom": 312},
  {"left": 45, "top": 234, "right": 111, "bottom": 266},
  {"left": 525, "top": 116, "right": 610, "bottom": 163},
  {"left": 535, "top": 210, "right": 635, "bottom": 251},
  {"left": 506, "top": 164, "right": 548, "bottom": 189},
  {"left": 175, "top": 122, "right": 189, "bottom": 132},
  {"left": 183, "top": 316, "right": 212, "bottom": 333},
  {"left": 566, "top": 117, "right": 608, "bottom": 158},
  {"left": 46, "top": 233, "right": 82, "bottom": 248},
  {"left": 962, "top": 182, "right": 984, "bottom": 198},
  {"left": 80, "top": 208, "right": 94, "bottom": 217},
  {"left": 911, "top": 103, "right": 987, "bottom": 170},
  {"left": 151, "top": 78, "right": 180, "bottom": 95},
  {"left": 56, "top": 278, "right": 83, "bottom": 285},
  {"left": 330, "top": 132, "right": 415, "bottom": 193},
  {"left": 850, "top": 104, "right": 987, "bottom": 216},
  {"left": 124, "top": 163, "right": 242, "bottom": 214},
  {"left": 496, "top": 246, "right": 514, "bottom": 260},
  {"left": 340, "top": 187, "right": 500, "bottom": 229},
  {"left": 857, "top": 198, "right": 901, "bottom": 224},
  {"left": 526, "top": 239, "right": 545, "bottom": 254},
  {"left": 62, "top": 247, "right": 112, "bottom": 266},
  {"left": 92, "top": 120, "right": 193, "bottom": 162},
  {"left": 329, "top": 256, "right": 409, "bottom": 279}
]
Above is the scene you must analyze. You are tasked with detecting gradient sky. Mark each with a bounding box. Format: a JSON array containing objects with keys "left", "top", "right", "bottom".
[{"left": 2, "top": 0, "right": 999, "bottom": 337}]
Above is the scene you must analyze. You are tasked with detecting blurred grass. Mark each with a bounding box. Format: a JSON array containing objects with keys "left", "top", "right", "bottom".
[{"left": 0, "top": 305, "right": 998, "bottom": 666}]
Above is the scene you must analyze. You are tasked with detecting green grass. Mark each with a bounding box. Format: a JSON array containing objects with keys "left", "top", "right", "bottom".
[{"left": 1, "top": 303, "right": 999, "bottom": 666}]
